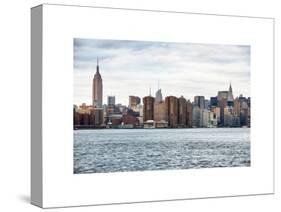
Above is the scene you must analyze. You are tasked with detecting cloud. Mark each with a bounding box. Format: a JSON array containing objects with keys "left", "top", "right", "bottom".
[{"left": 73, "top": 38, "right": 250, "bottom": 106}]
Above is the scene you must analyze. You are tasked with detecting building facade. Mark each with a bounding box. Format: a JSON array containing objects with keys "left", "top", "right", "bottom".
[
  {"left": 178, "top": 96, "right": 187, "bottom": 127},
  {"left": 186, "top": 100, "right": 193, "bottom": 128},
  {"left": 165, "top": 96, "right": 178, "bottom": 128},
  {"left": 143, "top": 96, "right": 155, "bottom": 122},
  {"left": 129, "top": 96, "right": 141, "bottom": 108}
]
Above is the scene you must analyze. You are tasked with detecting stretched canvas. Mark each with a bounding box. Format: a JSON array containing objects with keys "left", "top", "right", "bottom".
[{"left": 31, "top": 3, "right": 274, "bottom": 208}]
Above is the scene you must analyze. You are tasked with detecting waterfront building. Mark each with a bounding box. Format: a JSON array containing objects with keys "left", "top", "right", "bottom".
[
  {"left": 186, "top": 100, "right": 193, "bottom": 128},
  {"left": 233, "top": 97, "right": 241, "bottom": 117},
  {"left": 211, "top": 106, "right": 221, "bottom": 126},
  {"left": 165, "top": 96, "right": 178, "bottom": 128},
  {"left": 137, "top": 116, "right": 143, "bottom": 125},
  {"left": 89, "top": 108, "right": 95, "bottom": 126},
  {"left": 201, "top": 109, "right": 209, "bottom": 127},
  {"left": 154, "top": 101, "right": 166, "bottom": 122},
  {"left": 178, "top": 96, "right": 187, "bottom": 127},
  {"left": 143, "top": 96, "right": 155, "bottom": 122},
  {"left": 122, "top": 114, "right": 140, "bottom": 127},
  {"left": 209, "top": 111, "right": 217, "bottom": 127},
  {"left": 240, "top": 107, "right": 250, "bottom": 127},
  {"left": 247, "top": 97, "right": 251, "bottom": 108},
  {"left": 73, "top": 105, "right": 80, "bottom": 126},
  {"left": 224, "top": 107, "right": 231, "bottom": 127},
  {"left": 93, "top": 108, "right": 104, "bottom": 126},
  {"left": 223, "top": 107, "right": 233, "bottom": 127},
  {"left": 218, "top": 98, "right": 227, "bottom": 126},
  {"left": 192, "top": 106, "right": 201, "bottom": 127},
  {"left": 108, "top": 114, "right": 123, "bottom": 127},
  {"left": 231, "top": 116, "right": 241, "bottom": 127},
  {"left": 92, "top": 58, "right": 103, "bottom": 108}
]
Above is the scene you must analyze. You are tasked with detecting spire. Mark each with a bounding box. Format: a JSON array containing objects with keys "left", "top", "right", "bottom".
[
  {"left": 227, "top": 80, "right": 234, "bottom": 103},
  {"left": 96, "top": 57, "right": 100, "bottom": 74},
  {"left": 149, "top": 86, "right": 151, "bottom": 96},
  {"left": 229, "top": 80, "right": 232, "bottom": 93}
]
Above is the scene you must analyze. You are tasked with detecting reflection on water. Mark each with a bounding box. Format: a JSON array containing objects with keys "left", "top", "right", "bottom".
[{"left": 74, "top": 128, "right": 250, "bottom": 174}]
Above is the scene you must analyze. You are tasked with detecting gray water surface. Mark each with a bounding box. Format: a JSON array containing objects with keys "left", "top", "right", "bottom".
[{"left": 74, "top": 128, "right": 250, "bottom": 174}]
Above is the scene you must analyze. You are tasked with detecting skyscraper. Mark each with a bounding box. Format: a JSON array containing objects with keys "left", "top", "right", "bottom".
[
  {"left": 227, "top": 82, "right": 234, "bottom": 106},
  {"left": 92, "top": 58, "right": 103, "bottom": 108},
  {"left": 129, "top": 96, "right": 141, "bottom": 108},
  {"left": 165, "top": 96, "right": 178, "bottom": 128},
  {"left": 107, "top": 96, "right": 115, "bottom": 106},
  {"left": 155, "top": 89, "right": 163, "bottom": 103},
  {"left": 143, "top": 96, "right": 155, "bottom": 122},
  {"left": 154, "top": 101, "right": 166, "bottom": 122},
  {"left": 194, "top": 96, "right": 205, "bottom": 109},
  {"left": 178, "top": 96, "right": 187, "bottom": 127},
  {"left": 186, "top": 100, "right": 193, "bottom": 128},
  {"left": 154, "top": 84, "right": 165, "bottom": 122}
]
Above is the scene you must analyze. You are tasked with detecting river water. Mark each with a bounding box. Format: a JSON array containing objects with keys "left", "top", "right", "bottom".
[{"left": 74, "top": 128, "right": 250, "bottom": 174}]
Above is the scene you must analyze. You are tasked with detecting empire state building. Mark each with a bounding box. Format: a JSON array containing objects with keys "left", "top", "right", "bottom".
[{"left": 92, "top": 58, "right": 103, "bottom": 108}]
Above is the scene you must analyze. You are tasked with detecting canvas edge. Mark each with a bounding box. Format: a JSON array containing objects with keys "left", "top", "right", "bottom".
[{"left": 31, "top": 4, "right": 43, "bottom": 208}]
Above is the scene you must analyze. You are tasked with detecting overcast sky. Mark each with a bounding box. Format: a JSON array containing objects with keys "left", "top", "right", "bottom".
[{"left": 74, "top": 38, "right": 250, "bottom": 106}]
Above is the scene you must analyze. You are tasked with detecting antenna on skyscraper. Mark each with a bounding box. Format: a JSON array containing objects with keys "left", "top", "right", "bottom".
[
  {"left": 149, "top": 86, "right": 151, "bottom": 96},
  {"left": 97, "top": 57, "right": 99, "bottom": 66}
]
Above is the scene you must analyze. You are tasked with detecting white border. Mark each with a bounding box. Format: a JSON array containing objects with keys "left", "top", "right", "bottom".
[{"left": 40, "top": 4, "right": 274, "bottom": 208}]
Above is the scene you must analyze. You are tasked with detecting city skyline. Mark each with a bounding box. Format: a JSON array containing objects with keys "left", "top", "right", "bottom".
[{"left": 74, "top": 38, "right": 250, "bottom": 106}]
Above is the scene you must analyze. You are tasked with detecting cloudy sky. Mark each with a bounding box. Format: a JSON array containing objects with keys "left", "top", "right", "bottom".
[{"left": 74, "top": 38, "right": 250, "bottom": 106}]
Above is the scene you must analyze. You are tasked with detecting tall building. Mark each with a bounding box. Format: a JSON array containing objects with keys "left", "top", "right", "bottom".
[
  {"left": 217, "top": 91, "right": 228, "bottom": 101},
  {"left": 217, "top": 82, "right": 234, "bottom": 106},
  {"left": 154, "top": 101, "right": 166, "bottom": 122},
  {"left": 155, "top": 88, "right": 163, "bottom": 103},
  {"left": 211, "top": 106, "right": 221, "bottom": 126},
  {"left": 93, "top": 108, "right": 104, "bottom": 126},
  {"left": 186, "top": 100, "right": 193, "bottom": 128},
  {"left": 223, "top": 107, "right": 233, "bottom": 127},
  {"left": 129, "top": 96, "right": 141, "bottom": 108},
  {"left": 204, "top": 99, "right": 210, "bottom": 110},
  {"left": 218, "top": 97, "right": 227, "bottom": 126},
  {"left": 233, "top": 97, "right": 241, "bottom": 117},
  {"left": 165, "top": 96, "right": 178, "bottom": 128},
  {"left": 107, "top": 96, "right": 115, "bottom": 106},
  {"left": 92, "top": 58, "right": 103, "bottom": 108},
  {"left": 227, "top": 82, "right": 234, "bottom": 106},
  {"left": 178, "top": 96, "right": 187, "bottom": 127},
  {"left": 154, "top": 83, "right": 166, "bottom": 123},
  {"left": 210, "top": 97, "right": 218, "bottom": 107},
  {"left": 201, "top": 109, "right": 209, "bottom": 127},
  {"left": 194, "top": 96, "right": 205, "bottom": 109},
  {"left": 192, "top": 106, "right": 201, "bottom": 127},
  {"left": 143, "top": 96, "right": 155, "bottom": 121}
]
